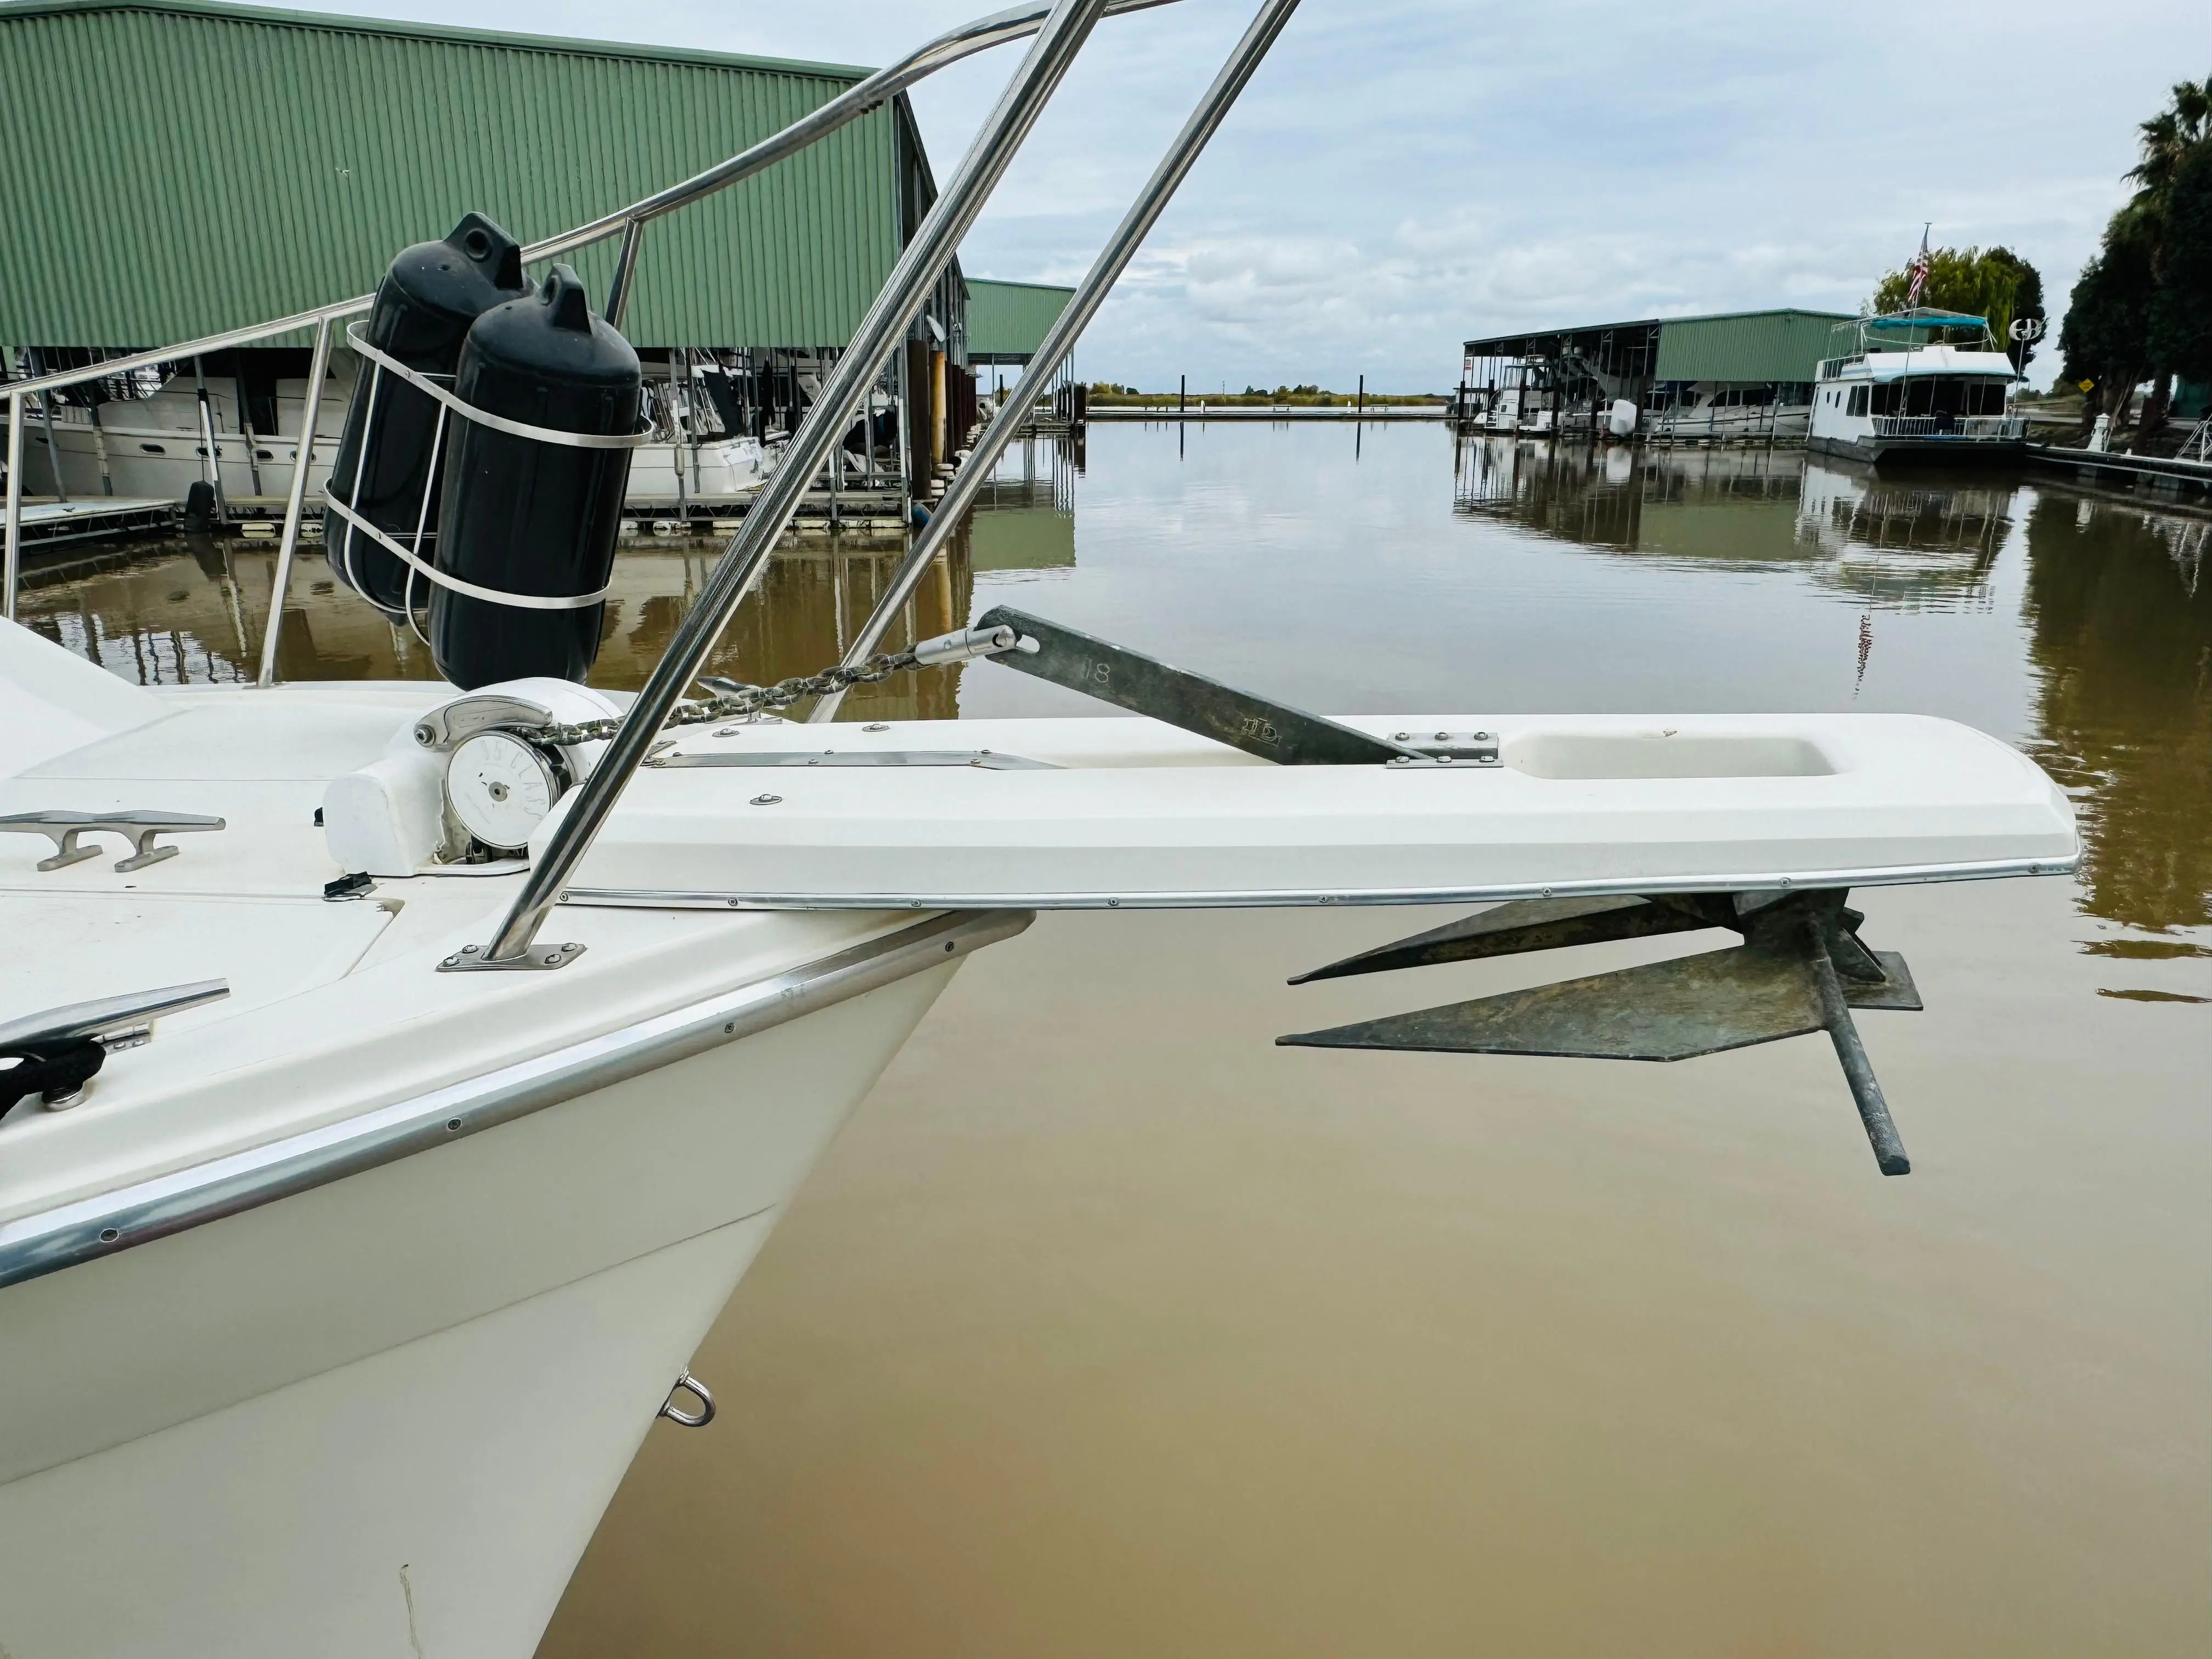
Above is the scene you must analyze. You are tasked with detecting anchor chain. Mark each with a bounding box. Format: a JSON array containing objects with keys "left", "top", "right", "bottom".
[
  {"left": 535, "top": 651, "right": 923, "bottom": 747},
  {"left": 532, "top": 620, "right": 1032, "bottom": 748}
]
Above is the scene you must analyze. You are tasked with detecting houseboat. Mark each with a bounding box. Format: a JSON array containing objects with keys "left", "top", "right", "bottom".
[{"left": 1808, "top": 310, "right": 2025, "bottom": 466}]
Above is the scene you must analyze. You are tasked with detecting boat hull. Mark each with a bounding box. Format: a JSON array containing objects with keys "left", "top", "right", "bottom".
[
  {"left": 1809, "top": 433, "right": 2028, "bottom": 469},
  {"left": 29, "top": 413, "right": 765, "bottom": 516},
  {"left": 0, "top": 961, "right": 958, "bottom": 1658}
]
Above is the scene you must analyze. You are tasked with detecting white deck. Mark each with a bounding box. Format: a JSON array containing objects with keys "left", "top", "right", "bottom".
[{"left": 558, "top": 711, "right": 2078, "bottom": 908}]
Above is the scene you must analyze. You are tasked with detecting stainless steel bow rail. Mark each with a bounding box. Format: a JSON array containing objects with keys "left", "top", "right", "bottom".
[
  {"left": 466, "top": 0, "right": 1119, "bottom": 966},
  {"left": 469, "top": 0, "right": 1307, "bottom": 970},
  {"left": 811, "top": 0, "right": 1305, "bottom": 721},
  {"left": 0, "top": 0, "right": 1181, "bottom": 636}
]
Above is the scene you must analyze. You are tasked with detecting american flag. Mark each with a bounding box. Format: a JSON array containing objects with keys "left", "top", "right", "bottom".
[{"left": 1905, "top": 225, "right": 1932, "bottom": 308}]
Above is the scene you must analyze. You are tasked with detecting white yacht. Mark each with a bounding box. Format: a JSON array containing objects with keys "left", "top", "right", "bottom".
[
  {"left": 0, "top": 4, "right": 2078, "bottom": 1655},
  {"left": 25, "top": 367, "right": 770, "bottom": 518},
  {"left": 1645, "top": 379, "right": 1812, "bottom": 442},
  {"left": 1808, "top": 309, "right": 2026, "bottom": 466}
]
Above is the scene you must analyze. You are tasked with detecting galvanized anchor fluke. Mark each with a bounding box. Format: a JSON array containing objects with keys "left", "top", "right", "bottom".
[{"left": 1279, "top": 889, "right": 1920, "bottom": 1176}]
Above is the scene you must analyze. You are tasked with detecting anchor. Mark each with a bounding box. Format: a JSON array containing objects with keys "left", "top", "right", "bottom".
[
  {"left": 1278, "top": 890, "right": 1920, "bottom": 1176},
  {"left": 970, "top": 605, "right": 1923, "bottom": 1177}
]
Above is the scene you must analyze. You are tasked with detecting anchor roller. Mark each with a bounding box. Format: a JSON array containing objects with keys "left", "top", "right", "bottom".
[{"left": 1280, "top": 889, "right": 1921, "bottom": 1176}]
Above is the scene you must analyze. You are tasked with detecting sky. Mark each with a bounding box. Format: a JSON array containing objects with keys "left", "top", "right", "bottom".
[{"left": 342, "top": 0, "right": 2201, "bottom": 391}]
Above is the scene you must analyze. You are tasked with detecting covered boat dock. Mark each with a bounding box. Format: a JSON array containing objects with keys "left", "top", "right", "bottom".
[
  {"left": 1458, "top": 308, "right": 1852, "bottom": 443},
  {"left": 0, "top": 0, "right": 1002, "bottom": 527}
]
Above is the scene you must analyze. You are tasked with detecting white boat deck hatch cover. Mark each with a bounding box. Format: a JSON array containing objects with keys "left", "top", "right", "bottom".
[{"left": 0, "top": 894, "right": 391, "bottom": 1033}]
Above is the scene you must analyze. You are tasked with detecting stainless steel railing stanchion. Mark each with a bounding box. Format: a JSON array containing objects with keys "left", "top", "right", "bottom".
[
  {"left": 4, "top": 391, "right": 23, "bottom": 621},
  {"left": 810, "top": 0, "right": 1302, "bottom": 721},
  {"left": 475, "top": 0, "right": 1116, "bottom": 966},
  {"left": 604, "top": 219, "right": 646, "bottom": 330},
  {"left": 257, "top": 315, "right": 334, "bottom": 687}
]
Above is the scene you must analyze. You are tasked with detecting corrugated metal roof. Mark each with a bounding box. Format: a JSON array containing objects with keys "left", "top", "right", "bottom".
[
  {"left": 1651, "top": 309, "right": 1853, "bottom": 382},
  {"left": 0, "top": 0, "right": 926, "bottom": 348},
  {"left": 966, "top": 279, "right": 1074, "bottom": 361},
  {"left": 1465, "top": 308, "right": 1855, "bottom": 385}
]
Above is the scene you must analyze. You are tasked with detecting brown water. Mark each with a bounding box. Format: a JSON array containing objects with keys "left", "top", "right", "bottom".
[{"left": 20, "top": 430, "right": 2211, "bottom": 1655}]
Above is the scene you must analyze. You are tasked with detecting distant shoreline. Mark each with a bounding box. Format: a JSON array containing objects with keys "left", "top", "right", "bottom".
[
  {"left": 1086, "top": 404, "right": 1447, "bottom": 422},
  {"left": 1085, "top": 392, "right": 1448, "bottom": 410}
]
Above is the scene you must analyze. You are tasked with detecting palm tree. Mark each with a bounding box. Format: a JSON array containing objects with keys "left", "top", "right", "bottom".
[
  {"left": 2125, "top": 77, "right": 2210, "bottom": 206},
  {"left": 2119, "top": 76, "right": 2210, "bottom": 437}
]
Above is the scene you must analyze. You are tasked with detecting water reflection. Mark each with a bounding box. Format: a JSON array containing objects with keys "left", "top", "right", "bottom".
[
  {"left": 1452, "top": 438, "right": 2011, "bottom": 612},
  {"left": 1453, "top": 436, "right": 1802, "bottom": 558},
  {"left": 20, "top": 527, "right": 986, "bottom": 720},
  {"left": 2021, "top": 496, "right": 2212, "bottom": 933},
  {"left": 1793, "top": 462, "right": 2009, "bottom": 613},
  {"left": 16, "top": 444, "right": 1092, "bottom": 725}
]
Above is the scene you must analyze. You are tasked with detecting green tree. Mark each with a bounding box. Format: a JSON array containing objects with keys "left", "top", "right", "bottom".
[
  {"left": 2056, "top": 74, "right": 2210, "bottom": 442},
  {"left": 2146, "top": 126, "right": 2212, "bottom": 387},
  {"left": 1867, "top": 244, "right": 2044, "bottom": 366},
  {"left": 2124, "top": 75, "right": 2209, "bottom": 204},
  {"left": 1984, "top": 248, "right": 2046, "bottom": 371},
  {"left": 2059, "top": 208, "right": 2160, "bottom": 428}
]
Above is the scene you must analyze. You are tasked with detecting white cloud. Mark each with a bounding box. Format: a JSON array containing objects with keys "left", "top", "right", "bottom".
[{"left": 319, "top": 0, "right": 2202, "bottom": 390}]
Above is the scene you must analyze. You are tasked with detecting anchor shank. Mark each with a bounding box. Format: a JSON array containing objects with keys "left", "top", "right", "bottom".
[
  {"left": 971, "top": 606, "right": 1415, "bottom": 766},
  {"left": 1809, "top": 924, "right": 1911, "bottom": 1176}
]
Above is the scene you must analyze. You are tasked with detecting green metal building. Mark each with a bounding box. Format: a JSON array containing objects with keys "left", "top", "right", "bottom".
[
  {"left": 1462, "top": 309, "right": 1855, "bottom": 404},
  {"left": 965, "top": 279, "right": 1075, "bottom": 366},
  {"left": 0, "top": 0, "right": 949, "bottom": 352}
]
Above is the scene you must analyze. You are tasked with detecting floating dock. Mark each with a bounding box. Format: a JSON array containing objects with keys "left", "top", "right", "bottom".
[
  {"left": 2026, "top": 444, "right": 2212, "bottom": 496},
  {"left": 1087, "top": 404, "right": 1447, "bottom": 422},
  {"left": 6, "top": 498, "right": 178, "bottom": 545}
]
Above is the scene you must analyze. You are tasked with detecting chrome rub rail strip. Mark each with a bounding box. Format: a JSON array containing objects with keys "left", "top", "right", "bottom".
[
  {"left": 0, "top": 909, "right": 1031, "bottom": 1291},
  {"left": 555, "top": 855, "right": 2076, "bottom": 913}
]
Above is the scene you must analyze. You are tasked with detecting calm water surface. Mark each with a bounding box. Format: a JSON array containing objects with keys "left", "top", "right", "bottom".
[{"left": 24, "top": 426, "right": 2211, "bottom": 1656}]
